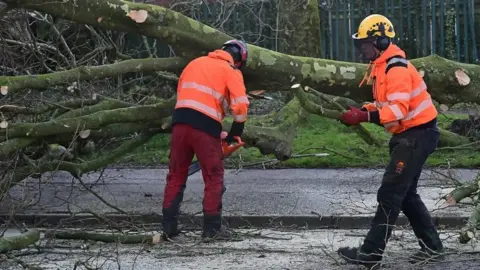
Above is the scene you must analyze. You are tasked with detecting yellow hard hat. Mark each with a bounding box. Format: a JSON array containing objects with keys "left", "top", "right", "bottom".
[{"left": 352, "top": 14, "right": 395, "bottom": 39}]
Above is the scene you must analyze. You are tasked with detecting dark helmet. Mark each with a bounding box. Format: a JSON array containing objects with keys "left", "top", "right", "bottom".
[{"left": 221, "top": 39, "right": 248, "bottom": 69}]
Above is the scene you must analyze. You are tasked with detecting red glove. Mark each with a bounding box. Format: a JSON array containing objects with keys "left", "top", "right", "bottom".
[{"left": 341, "top": 106, "right": 369, "bottom": 125}]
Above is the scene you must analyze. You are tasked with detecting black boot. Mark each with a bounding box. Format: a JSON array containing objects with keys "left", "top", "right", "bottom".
[
  {"left": 161, "top": 207, "right": 181, "bottom": 240},
  {"left": 202, "top": 213, "right": 232, "bottom": 241},
  {"left": 337, "top": 246, "right": 382, "bottom": 269},
  {"left": 409, "top": 228, "right": 445, "bottom": 264},
  {"left": 161, "top": 184, "right": 187, "bottom": 240},
  {"left": 402, "top": 195, "right": 445, "bottom": 264}
]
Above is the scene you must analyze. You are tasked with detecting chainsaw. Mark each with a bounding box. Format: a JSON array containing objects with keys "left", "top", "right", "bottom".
[{"left": 187, "top": 135, "right": 245, "bottom": 176}]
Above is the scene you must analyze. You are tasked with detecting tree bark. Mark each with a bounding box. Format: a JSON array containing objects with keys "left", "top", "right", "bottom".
[
  {"left": 278, "top": 0, "right": 322, "bottom": 57},
  {"left": 0, "top": 57, "right": 186, "bottom": 94},
  {"left": 278, "top": 0, "right": 322, "bottom": 103},
  {"left": 0, "top": 0, "right": 470, "bottom": 158},
  {"left": 5, "top": 0, "right": 479, "bottom": 106},
  {"left": 46, "top": 229, "right": 155, "bottom": 244},
  {"left": 0, "top": 229, "right": 40, "bottom": 253},
  {"left": 445, "top": 181, "right": 480, "bottom": 244}
]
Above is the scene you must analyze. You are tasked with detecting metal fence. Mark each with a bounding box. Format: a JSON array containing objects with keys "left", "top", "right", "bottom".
[
  {"left": 321, "top": 0, "right": 479, "bottom": 63},
  {"left": 136, "top": 0, "right": 479, "bottom": 63}
]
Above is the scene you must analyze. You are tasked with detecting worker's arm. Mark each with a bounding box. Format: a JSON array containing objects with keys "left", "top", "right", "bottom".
[
  {"left": 368, "top": 65, "right": 412, "bottom": 125},
  {"left": 225, "top": 68, "right": 250, "bottom": 142}
]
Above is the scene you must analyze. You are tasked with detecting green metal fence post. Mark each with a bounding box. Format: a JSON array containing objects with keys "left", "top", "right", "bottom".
[
  {"left": 469, "top": 0, "right": 478, "bottom": 62},
  {"left": 463, "top": 0, "right": 469, "bottom": 62},
  {"left": 422, "top": 0, "right": 427, "bottom": 56},
  {"left": 455, "top": 0, "right": 460, "bottom": 61},
  {"left": 344, "top": 0, "right": 348, "bottom": 61},
  {"left": 335, "top": 0, "right": 340, "bottom": 60},
  {"left": 431, "top": 0, "right": 436, "bottom": 55},
  {"left": 350, "top": 1, "right": 355, "bottom": 61},
  {"left": 440, "top": 0, "right": 445, "bottom": 56}
]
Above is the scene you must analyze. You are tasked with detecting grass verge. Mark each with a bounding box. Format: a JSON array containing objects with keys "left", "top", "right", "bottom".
[{"left": 120, "top": 112, "right": 479, "bottom": 168}]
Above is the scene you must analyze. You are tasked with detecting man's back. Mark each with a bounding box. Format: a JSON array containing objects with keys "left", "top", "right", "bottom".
[
  {"left": 173, "top": 49, "right": 247, "bottom": 139},
  {"left": 178, "top": 53, "right": 234, "bottom": 98}
]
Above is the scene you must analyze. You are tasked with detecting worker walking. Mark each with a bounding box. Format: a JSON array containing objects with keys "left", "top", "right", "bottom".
[
  {"left": 337, "top": 14, "right": 444, "bottom": 268},
  {"left": 161, "top": 40, "right": 250, "bottom": 241}
]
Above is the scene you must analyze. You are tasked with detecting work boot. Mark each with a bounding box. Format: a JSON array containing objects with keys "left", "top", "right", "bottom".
[
  {"left": 161, "top": 207, "right": 181, "bottom": 241},
  {"left": 201, "top": 227, "right": 233, "bottom": 242},
  {"left": 337, "top": 203, "right": 395, "bottom": 269},
  {"left": 409, "top": 229, "right": 445, "bottom": 265},
  {"left": 161, "top": 228, "right": 181, "bottom": 241},
  {"left": 337, "top": 247, "right": 382, "bottom": 269},
  {"left": 409, "top": 247, "right": 445, "bottom": 265},
  {"left": 201, "top": 213, "right": 232, "bottom": 241}
]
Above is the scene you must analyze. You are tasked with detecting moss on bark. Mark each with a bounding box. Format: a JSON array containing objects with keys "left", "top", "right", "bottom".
[
  {"left": 0, "top": 57, "right": 186, "bottom": 94},
  {"left": 278, "top": 0, "right": 322, "bottom": 57},
  {"left": 0, "top": 229, "right": 40, "bottom": 253}
]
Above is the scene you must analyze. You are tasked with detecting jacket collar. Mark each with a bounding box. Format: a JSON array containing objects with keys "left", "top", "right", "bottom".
[
  {"left": 373, "top": 43, "right": 406, "bottom": 64},
  {"left": 359, "top": 44, "right": 406, "bottom": 87},
  {"left": 207, "top": 49, "right": 234, "bottom": 64}
]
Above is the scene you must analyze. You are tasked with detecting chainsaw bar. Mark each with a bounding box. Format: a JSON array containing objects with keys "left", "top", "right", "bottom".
[
  {"left": 188, "top": 161, "right": 201, "bottom": 176},
  {"left": 187, "top": 160, "right": 226, "bottom": 194}
]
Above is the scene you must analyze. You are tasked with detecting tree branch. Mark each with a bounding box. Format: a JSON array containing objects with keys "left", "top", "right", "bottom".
[
  {"left": 0, "top": 130, "right": 157, "bottom": 192},
  {"left": 1, "top": 99, "right": 175, "bottom": 139},
  {"left": 0, "top": 57, "right": 186, "bottom": 94}
]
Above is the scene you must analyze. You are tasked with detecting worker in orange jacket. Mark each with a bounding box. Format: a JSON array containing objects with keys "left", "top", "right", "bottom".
[
  {"left": 161, "top": 40, "right": 250, "bottom": 241},
  {"left": 337, "top": 15, "right": 444, "bottom": 268}
]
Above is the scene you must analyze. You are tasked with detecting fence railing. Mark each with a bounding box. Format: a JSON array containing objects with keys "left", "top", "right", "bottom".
[
  {"left": 132, "top": 0, "right": 479, "bottom": 63},
  {"left": 321, "top": 0, "right": 479, "bottom": 63}
]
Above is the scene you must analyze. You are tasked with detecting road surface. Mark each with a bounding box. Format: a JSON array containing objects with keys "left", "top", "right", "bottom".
[
  {"left": 1, "top": 227, "right": 479, "bottom": 270},
  {"left": 1, "top": 168, "right": 476, "bottom": 220}
]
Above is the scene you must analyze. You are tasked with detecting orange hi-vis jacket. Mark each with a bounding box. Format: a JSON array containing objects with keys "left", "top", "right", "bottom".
[
  {"left": 172, "top": 49, "right": 250, "bottom": 138},
  {"left": 360, "top": 44, "right": 437, "bottom": 134}
]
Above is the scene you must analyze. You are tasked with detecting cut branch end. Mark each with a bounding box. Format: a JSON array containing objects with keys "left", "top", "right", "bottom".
[{"left": 455, "top": 68, "right": 470, "bottom": 86}]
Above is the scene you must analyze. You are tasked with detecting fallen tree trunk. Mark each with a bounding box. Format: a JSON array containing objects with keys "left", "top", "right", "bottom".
[
  {"left": 0, "top": 229, "right": 40, "bottom": 253},
  {"left": 7, "top": 0, "right": 480, "bottom": 106},
  {"left": 444, "top": 179, "right": 480, "bottom": 244},
  {"left": 0, "top": 56, "right": 467, "bottom": 153},
  {"left": 45, "top": 229, "right": 155, "bottom": 244}
]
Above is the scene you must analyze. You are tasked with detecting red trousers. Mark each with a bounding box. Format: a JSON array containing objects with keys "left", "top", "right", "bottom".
[{"left": 162, "top": 123, "right": 224, "bottom": 215}]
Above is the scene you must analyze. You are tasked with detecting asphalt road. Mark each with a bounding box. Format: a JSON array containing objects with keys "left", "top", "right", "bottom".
[{"left": 1, "top": 168, "right": 477, "bottom": 218}]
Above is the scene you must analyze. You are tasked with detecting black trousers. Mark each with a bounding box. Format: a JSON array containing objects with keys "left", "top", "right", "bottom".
[{"left": 361, "top": 123, "right": 443, "bottom": 257}]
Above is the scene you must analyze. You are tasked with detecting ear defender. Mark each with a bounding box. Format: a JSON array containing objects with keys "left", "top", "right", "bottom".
[{"left": 375, "top": 36, "right": 391, "bottom": 51}]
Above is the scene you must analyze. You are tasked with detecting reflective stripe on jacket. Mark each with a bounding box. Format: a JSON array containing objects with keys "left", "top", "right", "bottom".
[
  {"left": 175, "top": 50, "right": 249, "bottom": 123},
  {"left": 361, "top": 44, "right": 437, "bottom": 134}
]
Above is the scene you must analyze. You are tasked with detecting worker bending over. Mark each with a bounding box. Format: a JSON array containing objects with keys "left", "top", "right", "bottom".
[
  {"left": 161, "top": 40, "right": 250, "bottom": 241},
  {"left": 337, "top": 14, "right": 444, "bottom": 268}
]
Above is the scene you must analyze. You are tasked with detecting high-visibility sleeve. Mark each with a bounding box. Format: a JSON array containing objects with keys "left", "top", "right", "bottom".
[
  {"left": 378, "top": 66, "right": 412, "bottom": 124},
  {"left": 226, "top": 69, "right": 249, "bottom": 123}
]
